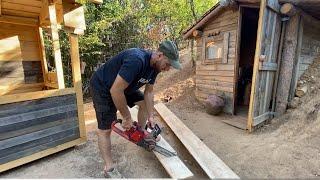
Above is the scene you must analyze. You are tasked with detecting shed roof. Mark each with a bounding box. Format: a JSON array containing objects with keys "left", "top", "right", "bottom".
[{"left": 183, "top": 0, "right": 320, "bottom": 39}]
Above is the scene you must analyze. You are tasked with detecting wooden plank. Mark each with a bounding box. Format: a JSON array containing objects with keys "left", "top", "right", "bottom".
[
  {"left": 49, "top": 3, "right": 65, "bottom": 89},
  {"left": 1, "top": 9, "right": 39, "bottom": 18},
  {"left": 155, "top": 103, "right": 239, "bottom": 179},
  {"left": 37, "top": 27, "right": 49, "bottom": 85},
  {"left": 69, "top": 34, "right": 86, "bottom": 140},
  {"left": 196, "top": 83, "right": 233, "bottom": 93},
  {"left": 0, "top": 83, "right": 44, "bottom": 96},
  {"left": 259, "top": 62, "right": 278, "bottom": 71},
  {"left": 0, "top": 0, "right": 2, "bottom": 15},
  {"left": 0, "top": 88, "right": 75, "bottom": 105},
  {"left": 2, "top": 0, "right": 42, "bottom": 7},
  {"left": 0, "top": 15, "right": 38, "bottom": 26},
  {"left": 247, "top": 0, "right": 267, "bottom": 132},
  {"left": 130, "top": 107, "right": 193, "bottom": 179},
  {"left": 196, "top": 79, "right": 233, "bottom": 88},
  {"left": 0, "top": 138, "right": 84, "bottom": 172},
  {"left": 196, "top": 75, "right": 234, "bottom": 83},
  {"left": 0, "top": 94, "right": 76, "bottom": 118},
  {"left": 0, "top": 130, "right": 79, "bottom": 165},
  {"left": 2, "top": 2, "right": 41, "bottom": 13},
  {"left": 196, "top": 70, "right": 234, "bottom": 77},
  {"left": 253, "top": 112, "right": 272, "bottom": 126},
  {"left": 196, "top": 63, "right": 234, "bottom": 71},
  {"left": 223, "top": 32, "right": 230, "bottom": 64},
  {"left": 0, "top": 104, "right": 77, "bottom": 129},
  {"left": 0, "top": 121, "right": 78, "bottom": 153}
]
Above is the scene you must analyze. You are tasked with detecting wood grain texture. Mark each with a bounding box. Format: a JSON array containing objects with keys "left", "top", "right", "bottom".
[{"left": 155, "top": 103, "right": 239, "bottom": 179}]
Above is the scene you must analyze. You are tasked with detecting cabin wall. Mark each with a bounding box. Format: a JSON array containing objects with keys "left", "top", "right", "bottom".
[
  {"left": 0, "top": 94, "right": 80, "bottom": 165},
  {"left": 297, "top": 20, "right": 320, "bottom": 78},
  {"left": 0, "top": 23, "right": 43, "bottom": 96},
  {"left": 195, "top": 8, "right": 239, "bottom": 114}
]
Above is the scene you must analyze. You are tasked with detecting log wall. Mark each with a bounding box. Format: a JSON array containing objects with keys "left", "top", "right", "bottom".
[
  {"left": 195, "top": 8, "right": 239, "bottom": 114},
  {"left": 0, "top": 94, "right": 80, "bottom": 165},
  {"left": 0, "top": 22, "right": 43, "bottom": 96}
]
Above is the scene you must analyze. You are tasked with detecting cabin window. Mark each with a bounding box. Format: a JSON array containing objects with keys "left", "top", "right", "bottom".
[{"left": 206, "top": 41, "right": 223, "bottom": 60}]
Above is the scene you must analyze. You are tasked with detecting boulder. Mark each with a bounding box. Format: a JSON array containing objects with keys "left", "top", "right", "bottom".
[{"left": 205, "top": 94, "right": 225, "bottom": 115}]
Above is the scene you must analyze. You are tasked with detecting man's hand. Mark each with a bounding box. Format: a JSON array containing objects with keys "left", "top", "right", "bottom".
[
  {"left": 122, "top": 117, "right": 133, "bottom": 130},
  {"left": 147, "top": 116, "right": 155, "bottom": 128}
]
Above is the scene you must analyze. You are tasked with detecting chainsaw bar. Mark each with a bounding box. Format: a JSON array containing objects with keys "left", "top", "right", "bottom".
[{"left": 154, "top": 144, "right": 177, "bottom": 157}]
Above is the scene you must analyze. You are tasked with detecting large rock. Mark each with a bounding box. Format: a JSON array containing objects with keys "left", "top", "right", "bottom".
[{"left": 205, "top": 94, "right": 225, "bottom": 115}]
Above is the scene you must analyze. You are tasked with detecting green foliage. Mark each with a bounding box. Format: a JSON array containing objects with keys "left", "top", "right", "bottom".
[{"left": 46, "top": 0, "right": 218, "bottom": 93}]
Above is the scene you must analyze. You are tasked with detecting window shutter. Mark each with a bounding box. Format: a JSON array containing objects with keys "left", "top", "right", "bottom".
[{"left": 223, "top": 32, "right": 230, "bottom": 64}]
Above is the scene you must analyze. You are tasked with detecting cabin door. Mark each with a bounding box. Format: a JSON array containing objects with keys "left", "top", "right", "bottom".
[{"left": 247, "top": 0, "right": 282, "bottom": 131}]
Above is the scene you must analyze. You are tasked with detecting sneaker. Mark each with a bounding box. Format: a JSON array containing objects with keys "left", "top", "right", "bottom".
[{"left": 104, "top": 167, "right": 124, "bottom": 178}]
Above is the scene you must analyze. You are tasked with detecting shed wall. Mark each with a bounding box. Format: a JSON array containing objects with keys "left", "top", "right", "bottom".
[
  {"left": 195, "top": 8, "right": 239, "bottom": 114},
  {"left": 298, "top": 21, "right": 320, "bottom": 78},
  {"left": 0, "top": 22, "right": 43, "bottom": 96}
]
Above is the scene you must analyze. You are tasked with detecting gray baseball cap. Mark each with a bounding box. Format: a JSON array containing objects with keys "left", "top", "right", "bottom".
[{"left": 159, "top": 40, "right": 181, "bottom": 70}]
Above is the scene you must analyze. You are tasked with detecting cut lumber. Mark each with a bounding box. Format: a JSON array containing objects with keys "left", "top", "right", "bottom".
[
  {"left": 129, "top": 107, "right": 193, "bottom": 179},
  {"left": 154, "top": 103, "right": 239, "bottom": 179},
  {"left": 295, "top": 85, "right": 307, "bottom": 97}
]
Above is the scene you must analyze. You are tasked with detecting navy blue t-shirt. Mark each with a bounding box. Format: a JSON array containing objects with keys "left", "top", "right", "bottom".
[{"left": 91, "top": 48, "right": 158, "bottom": 95}]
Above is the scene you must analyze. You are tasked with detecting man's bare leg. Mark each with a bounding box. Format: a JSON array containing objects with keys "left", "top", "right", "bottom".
[{"left": 97, "top": 129, "right": 113, "bottom": 171}]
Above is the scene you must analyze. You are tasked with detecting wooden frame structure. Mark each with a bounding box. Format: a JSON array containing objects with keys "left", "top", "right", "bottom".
[
  {"left": 183, "top": 0, "right": 320, "bottom": 132},
  {"left": 0, "top": 0, "right": 99, "bottom": 172}
]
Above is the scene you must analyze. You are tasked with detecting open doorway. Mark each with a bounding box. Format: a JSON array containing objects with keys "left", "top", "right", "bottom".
[{"left": 236, "top": 7, "right": 259, "bottom": 116}]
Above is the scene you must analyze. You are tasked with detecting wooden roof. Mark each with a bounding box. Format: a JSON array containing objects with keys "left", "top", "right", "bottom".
[
  {"left": 183, "top": 0, "right": 320, "bottom": 39},
  {"left": 1, "top": 0, "right": 42, "bottom": 19}
]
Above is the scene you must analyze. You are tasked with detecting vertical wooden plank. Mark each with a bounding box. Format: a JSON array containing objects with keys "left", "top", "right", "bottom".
[
  {"left": 69, "top": 33, "right": 86, "bottom": 141},
  {"left": 0, "top": 0, "right": 2, "bottom": 15},
  {"left": 223, "top": 32, "right": 230, "bottom": 64},
  {"left": 289, "top": 17, "right": 303, "bottom": 101},
  {"left": 247, "top": 0, "right": 267, "bottom": 132},
  {"left": 202, "top": 37, "right": 206, "bottom": 62},
  {"left": 234, "top": 7, "right": 242, "bottom": 115},
  {"left": 37, "top": 27, "right": 49, "bottom": 86},
  {"left": 49, "top": 3, "right": 65, "bottom": 89}
]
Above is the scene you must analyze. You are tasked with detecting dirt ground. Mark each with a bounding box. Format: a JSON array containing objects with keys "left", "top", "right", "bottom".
[{"left": 1, "top": 50, "right": 320, "bottom": 178}]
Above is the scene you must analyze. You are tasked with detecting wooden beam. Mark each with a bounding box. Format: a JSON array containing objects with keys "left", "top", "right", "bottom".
[
  {"left": 0, "top": 88, "right": 75, "bottom": 105},
  {"left": 89, "top": 0, "right": 103, "bottom": 4},
  {"left": 37, "top": 27, "right": 49, "bottom": 86},
  {"left": 0, "top": 15, "right": 39, "bottom": 26},
  {"left": 130, "top": 107, "right": 193, "bottom": 179},
  {"left": 0, "top": 0, "right": 2, "bottom": 15},
  {"left": 280, "top": 3, "right": 297, "bottom": 16},
  {"left": 192, "top": 30, "right": 203, "bottom": 37},
  {"left": 0, "top": 138, "right": 84, "bottom": 173},
  {"left": 0, "top": 83, "right": 44, "bottom": 96},
  {"left": 275, "top": 14, "right": 300, "bottom": 115},
  {"left": 69, "top": 33, "right": 86, "bottom": 140},
  {"left": 49, "top": 3, "right": 65, "bottom": 89},
  {"left": 279, "top": 0, "right": 320, "bottom": 5},
  {"left": 154, "top": 103, "right": 239, "bottom": 179}
]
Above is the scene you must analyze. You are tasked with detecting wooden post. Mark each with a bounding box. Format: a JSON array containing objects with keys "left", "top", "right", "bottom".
[
  {"left": 275, "top": 14, "right": 300, "bottom": 115},
  {"left": 69, "top": 33, "right": 87, "bottom": 141},
  {"left": 279, "top": 0, "right": 320, "bottom": 5},
  {"left": 280, "top": 3, "right": 297, "bottom": 16},
  {"left": 0, "top": 0, "right": 2, "bottom": 16},
  {"left": 49, "top": 3, "right": 65, "bottom": 89},
  {"left": 37, "top": 27, "right": 49, "bottom": 86}
]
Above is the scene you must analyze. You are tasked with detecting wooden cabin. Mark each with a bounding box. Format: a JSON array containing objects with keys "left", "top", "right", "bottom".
[
  {"left": 183, "top": 0, "right": 320, "bottom": 131},
  {"left": 0, "top": 0, "right": 100, "bottom": 172}
]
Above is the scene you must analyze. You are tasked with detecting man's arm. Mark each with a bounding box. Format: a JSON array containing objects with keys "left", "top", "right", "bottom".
[
  {"left": 144, "top": 84, "right": 154, "bottom": 125},
  {"left": 110, "top": 75, "right": 132, "bottom": 130}
]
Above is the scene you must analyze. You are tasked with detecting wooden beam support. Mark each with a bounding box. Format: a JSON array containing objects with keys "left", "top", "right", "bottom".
[
  {"left": 279, "top": 0, "right": 320, "bottom": 5},
  {"left": 192, "top": 30, "right": 203, "bottom": 37},
  {"left": 155, "top": 103, "right": 239, "bottom": 179},
  {"left": 0, "top": 0, "right": 2, "bottom": 16},
  {"left": 0, "top": 15, "right": 39, "bottom": 26},
  {"left": 275, "top": 14, "right": 301, "bottom": 115},
  {"left": 0, "top": 88, "right": 75, "bottom": 105},
  {"left": 69, "top": 33, "right": 86, "bottom": 140},
  {"left": 130, "top": 107, "right": 193, "bottom": 179},
  {"left": 49, "top": 3, "right": 65, "bottom": 89},
  {"left": 37, "top": 27, "right": 49, "bottom": 87},
  {"left": 280, "top": 3, "right": 297, "bottom": 16},
  {"left": 89, "top": 0, "right": 103, "bottom": 4}
]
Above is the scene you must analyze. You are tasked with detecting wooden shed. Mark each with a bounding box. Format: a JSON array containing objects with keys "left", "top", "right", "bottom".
[
  {"left": 183, "top": 0, "right": 320, "bottom": 131},
  {"left": 0, "top": 0, "right": 100, "bottom": 172}
]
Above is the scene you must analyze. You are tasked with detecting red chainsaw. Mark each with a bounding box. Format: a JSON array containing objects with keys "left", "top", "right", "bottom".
[{"left": 111, "top": 119, "right": 177, "bottom": 157}]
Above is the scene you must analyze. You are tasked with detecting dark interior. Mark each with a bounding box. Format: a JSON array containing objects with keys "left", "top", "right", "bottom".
[{"left": 236, "top": 7, "right": 259, "bottom": 114}]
